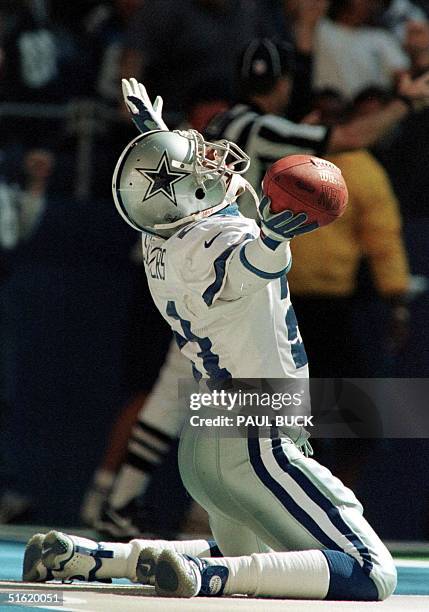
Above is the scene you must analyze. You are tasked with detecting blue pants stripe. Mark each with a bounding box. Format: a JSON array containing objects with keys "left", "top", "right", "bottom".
[
  {"left": 270, "top": 427, "right": 374, "bottom": 576},
  {"left": 247, "top": 433, "right": 343, "bottom": 552}
]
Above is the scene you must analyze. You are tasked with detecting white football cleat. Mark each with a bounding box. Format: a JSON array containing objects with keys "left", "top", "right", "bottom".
[
  {"left": 42, "top": 530, "right": 114, "bottom": 582},
  {"left": 23, "top": 533, "right": 53, "bottom": 582},
  {"left": 135, "top": 546, "right": 160, "bottom": 586},
  {"left": 154, "top": 550, "right": 203, "bottom": 597},
  {"left": 150, "top": 550, "right": 229, "bottom": 598},
  {"left": 25, "top": 530, "right": 112, "bottom": 582}
]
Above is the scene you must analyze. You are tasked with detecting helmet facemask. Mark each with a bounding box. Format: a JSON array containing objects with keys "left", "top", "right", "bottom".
[{"left": 172, "top": 129, "right": 250, "bottom": 192}]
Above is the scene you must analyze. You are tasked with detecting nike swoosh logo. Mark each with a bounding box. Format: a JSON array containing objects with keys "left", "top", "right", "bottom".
[{"left": 204, "top": 232, "right": 222, "bottom": 248}]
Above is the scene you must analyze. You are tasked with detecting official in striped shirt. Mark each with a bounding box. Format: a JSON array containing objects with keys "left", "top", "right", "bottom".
[{"left": 205, "top": 38, "right": 421, "bottom": 217}]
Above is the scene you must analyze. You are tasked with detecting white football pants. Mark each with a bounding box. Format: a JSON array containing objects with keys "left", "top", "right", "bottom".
[{"left": 178, "top": 414, "right": 396, "bottom": 601}]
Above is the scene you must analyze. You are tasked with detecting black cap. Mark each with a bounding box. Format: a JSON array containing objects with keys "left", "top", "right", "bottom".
[{"left": 239, "top": 38, "right": 295, "bottom": 95}]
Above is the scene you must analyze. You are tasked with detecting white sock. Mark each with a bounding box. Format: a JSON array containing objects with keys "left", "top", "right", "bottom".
[
  {"left": 206, "top": 550, "right": 330, "bottom": 598},
  {"left": 109, "top": 465, "right": 150, "bottom": 509},
  {"left": 94, "top": 538, "right": 217, "bottom": 581}
]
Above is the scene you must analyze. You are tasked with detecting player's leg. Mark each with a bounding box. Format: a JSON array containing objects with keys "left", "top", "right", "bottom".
[
  {"left": 23, "top": 530, "right": 223, "bottom": 583},
  {"left": 135, "top": 511, "right": 273, "bottom": 597},
  {"left": 175, "top": 421, "right": 396, "bottom": 601},
  {"left": 209, "top": 511, "right": 272, "bottom": 556},
  {"left": 148, "top": 547, "right": 331, "bottom": 598},
  {"left": 97, "top": 340, "right": 190, "bottom": 538}
]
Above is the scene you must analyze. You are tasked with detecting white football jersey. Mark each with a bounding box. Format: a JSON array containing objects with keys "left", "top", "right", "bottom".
[{"left": 142, "top": 212, "right": 308, "bottom": 381}]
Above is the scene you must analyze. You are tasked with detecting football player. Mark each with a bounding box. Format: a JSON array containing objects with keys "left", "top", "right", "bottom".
[
  {"left": 86, "top": 39, "right": 429, "bottom": 538},
  {"left": 23, "top": 79, "right": 398, "bottom": 601}
]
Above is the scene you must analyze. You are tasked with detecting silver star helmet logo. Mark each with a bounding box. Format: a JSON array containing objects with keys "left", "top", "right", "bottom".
[{"left": 136, "top": 151, "right": 188, "bottom": 206}]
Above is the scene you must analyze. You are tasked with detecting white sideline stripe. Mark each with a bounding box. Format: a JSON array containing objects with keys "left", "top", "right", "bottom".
[
  {"left": 260, "top": 446, "right": 364, "bottom": 567},
  {"left": 395, "top": 560, "right": 429, "bottom": 568}
]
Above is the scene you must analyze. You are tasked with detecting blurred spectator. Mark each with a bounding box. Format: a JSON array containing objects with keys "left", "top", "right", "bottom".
[
  {"left": 0, "top": 1, "right": 85, "bottom": 103},
  {"left": 313, "top": 0, "right": 410, "bottom": 99},
  {"left": 353, "top": 85, "right": 395, "bottom": 116},
  {"left": 285, "top": 0, "right": 329, "bottom": 119},
  {"left": 71, "top": 1, "right": 147, "bottom": 200},
  {"left": 0, "top": 149, "right": 54, "bottom": 256},
  {"left": 306, "top": 87, "right": 351, "bottom": 125},
  {"left": 186, "top": 96, "right": 230, "bottom": 133},
  {"left": 0, "top": 144, "right": 138, "bottom": 525},
  {"left": 288, "top": 148, "right": 411, "bottom": 375},
  {"left": 49, "top": 0, "right": 102, "bottom": 32},
  {"left": 351, "top": 85, "right": 400, "bottom": 155},
  {"left": 285, "top": 93, "right": 411, "bottom": 487},
  {"left": 377, "top": 95, "right": 429, "bottom": 220},
  {"left": 120, "top": 0, "right": 265, "bottom": 126},
  {"left": 377, "top": 0, "right": 428, "bottom": 41},
  {"left": 0, "top": 0, "right": 90, "bottom": 154},
  {"left": 84, "top": 0, "right": 144, "bottom": 107},
  {"left": 0, "top": 147, "right": 55, "bottom": 523},
  {"left": 346, "top": 83, "right": 429, "bottom": 382},
  {"left": 403, "top": 18, "right": 429, "bottom": 72},
  {"left": 259, "top": 0, "right": 331, "bottom": 120}
]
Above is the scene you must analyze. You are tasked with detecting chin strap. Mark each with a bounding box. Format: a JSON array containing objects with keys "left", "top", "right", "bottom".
[
  {"left": 153, "top": 175, "right": 260, "bottom": 233},
  {"left": 232, "top": 175, "right": 260, "bottom": 211},
  {"left": 153, "top": 200, "right": 232, "bottom": 232}
]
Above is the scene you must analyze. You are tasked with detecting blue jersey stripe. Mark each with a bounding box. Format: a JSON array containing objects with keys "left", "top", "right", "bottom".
[
  {"left": 280, "top": 275, "right": 288, "bottom": 299},
  {"left": 285, "top": 305, "right": 308, "bottom": 368},
  {"left": 173, "top": 331, "right": 187, "bottom": 350},
  {"left": 202, "top": 243, "right": 240, "bottom": 306},
  {"left": 239, "top": 244, "right": 290, "bottom": 280},
  {"left": 270, "top": 427, "right": 374, "bottom": 576},
  {"left": 202, "top": 233, "right": 256, "bottom": 306},
  {"left": 279, "top": 276, "right": 308, "bottom": 368},
  {"left": 167, "top": 300, "right": 231, "bottom": 383}
]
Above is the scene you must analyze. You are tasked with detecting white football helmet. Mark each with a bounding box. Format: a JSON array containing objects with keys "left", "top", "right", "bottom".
[{"left": 112, "top": 129, "right": 257, "bottom": 238}]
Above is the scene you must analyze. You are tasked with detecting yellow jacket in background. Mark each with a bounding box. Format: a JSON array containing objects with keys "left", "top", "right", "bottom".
[{"left": 288, "top": 150, "right": 410, "bottom": 297}]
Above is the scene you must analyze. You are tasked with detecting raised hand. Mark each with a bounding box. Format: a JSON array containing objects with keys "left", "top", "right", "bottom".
[
  {"left": 122, "top": 77, "right": 168, "bottom": 133},
  {"left": 397, "top": 69, "right": 429, "bottom": 110}
]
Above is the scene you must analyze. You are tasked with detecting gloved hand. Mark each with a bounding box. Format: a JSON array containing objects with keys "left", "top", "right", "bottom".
[
  {"left": 122, "top": 77, "right": 168, "bottom": 133},
  {"left": 258, "top": 195, "right": 319, "bottom": 250}
]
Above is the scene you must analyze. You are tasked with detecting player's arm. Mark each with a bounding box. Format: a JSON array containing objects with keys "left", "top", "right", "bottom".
[
  {"left": 221, "top": 196, "right": 319, "bottom": 300},
  {"left": 328, "top": 70, "right": 429, "bottom": 152}
]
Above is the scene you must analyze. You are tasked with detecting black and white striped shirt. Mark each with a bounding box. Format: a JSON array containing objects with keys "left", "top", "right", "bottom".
[{"left": 205, "top": 103, "right": 331, "bottom": 216}]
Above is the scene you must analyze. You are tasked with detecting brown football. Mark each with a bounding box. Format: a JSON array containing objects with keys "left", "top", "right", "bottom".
[{"left": 262, "top": 154, "right": 348, "bottom": 227}]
